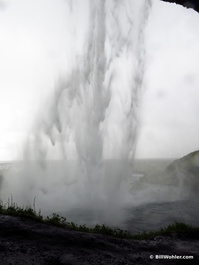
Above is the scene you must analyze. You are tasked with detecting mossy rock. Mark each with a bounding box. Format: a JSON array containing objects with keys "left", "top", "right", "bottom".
[
  {"left": 139, "top": 151, "right": 199, "bottom": 193},
  {"left": 165, "top": 150, "right": 199, "bottom": 192}
]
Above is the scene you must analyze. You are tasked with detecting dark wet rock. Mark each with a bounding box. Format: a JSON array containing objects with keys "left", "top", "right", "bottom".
[
  {"left": 0, "top": 214, "right": 199, "bottom": 264},
  {"left": 161, "top": 0, "right": 199, "bottom": 13}
]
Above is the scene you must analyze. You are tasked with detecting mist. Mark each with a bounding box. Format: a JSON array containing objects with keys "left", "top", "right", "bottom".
[{"left": 0, "top": 0, "right": 199, "bottom": 229}]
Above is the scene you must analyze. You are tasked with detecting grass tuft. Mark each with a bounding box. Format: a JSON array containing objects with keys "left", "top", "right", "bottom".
[{"left": 0, "top": 199, "right": 199, "bottom": 240}]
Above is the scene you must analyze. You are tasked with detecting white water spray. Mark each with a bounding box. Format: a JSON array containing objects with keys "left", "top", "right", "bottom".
[{"left": 1, "top": 0, "right": 152, "bottom": 226}]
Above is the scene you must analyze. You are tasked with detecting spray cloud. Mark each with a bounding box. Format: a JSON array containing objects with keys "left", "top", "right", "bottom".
[{"left": 1, "top": 0, "right": 152, "bottom": 226}]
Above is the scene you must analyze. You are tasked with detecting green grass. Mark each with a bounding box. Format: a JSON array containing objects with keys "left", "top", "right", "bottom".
[{"left": 0, "top": 199, "right": 199, "bottom": 240}]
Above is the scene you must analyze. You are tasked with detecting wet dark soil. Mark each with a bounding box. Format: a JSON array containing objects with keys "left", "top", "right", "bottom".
[{"left": 0, "top": 214, "right": 199, "bottom": 264}]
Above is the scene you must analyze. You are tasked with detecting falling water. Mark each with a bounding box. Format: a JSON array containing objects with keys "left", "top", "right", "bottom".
[{"left": 1, "top": 0, "right": 152, "bottom": 226}]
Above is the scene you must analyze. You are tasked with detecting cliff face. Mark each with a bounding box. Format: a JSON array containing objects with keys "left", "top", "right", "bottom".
[
  {"left": 166, "top": 151, "right": 199, "bottom": 174},
  {"left": 138, "top": 151, "right": 199, "bottom": 197},
  {"left": 165, "top": 151, "right": 199, "bottom": 193}
]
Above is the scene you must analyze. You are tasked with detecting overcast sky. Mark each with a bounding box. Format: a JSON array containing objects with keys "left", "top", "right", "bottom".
[
  {"left": 0, "top": 0, "right": 199, "bottom": 160},
  {"left": 135, "top": 0, "right": 199, "bottom": 158},
  {"left": 0, "top": 0, "right": 69, "bottom": 160}
]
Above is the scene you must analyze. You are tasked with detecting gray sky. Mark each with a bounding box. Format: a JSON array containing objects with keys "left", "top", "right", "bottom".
[
  {"left": 0, "top": 0, "right": 199, "bottom": 160},
  {"left": 0, "top": 0, "right": 69, "bottom": 160},
  {"left": 135, "top": 0, "right": 199, "bottom": 158}
]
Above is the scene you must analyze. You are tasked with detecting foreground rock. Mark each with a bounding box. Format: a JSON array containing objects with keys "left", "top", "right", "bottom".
[{"left": 0, "top": 215, "right": 199, "bottom": 264}]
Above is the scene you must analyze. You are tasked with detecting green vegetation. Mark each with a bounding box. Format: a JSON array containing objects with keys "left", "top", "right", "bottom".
[{"left": 0, "top": 199, "right": 199, "bottom": 240}]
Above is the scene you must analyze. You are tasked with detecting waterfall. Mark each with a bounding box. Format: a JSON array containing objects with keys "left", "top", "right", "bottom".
[{"left": 1, "top": 0, "right": 152, "bottom": 225}]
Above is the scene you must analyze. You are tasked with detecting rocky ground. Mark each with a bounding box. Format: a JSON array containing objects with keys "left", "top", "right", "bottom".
[{"left": 0, "top": 215, "right": 199, "bottom": 265}]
